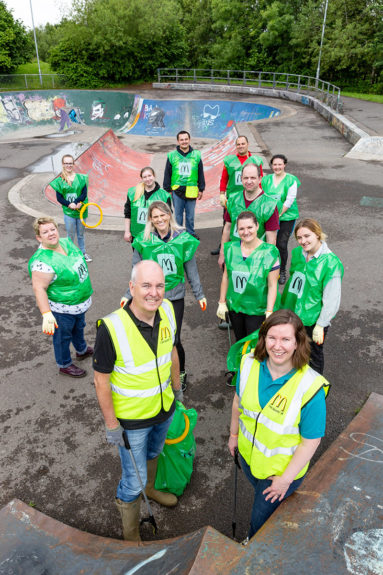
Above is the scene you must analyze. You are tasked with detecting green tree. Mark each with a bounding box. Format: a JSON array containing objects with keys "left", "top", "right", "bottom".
[
  {"left": 0, "top": 1, "right": 33, "bottom": 73},
  {"left": 50, "top": 0, "right": 188, "bottom": 87}
]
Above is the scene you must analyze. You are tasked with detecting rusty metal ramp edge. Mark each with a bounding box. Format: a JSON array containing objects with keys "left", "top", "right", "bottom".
[
  {"left": 1, "top": 392, "right": 382, "bottom": 575},
  {"left": 0, "top": 499, "right": 241, "bottom": 575}
]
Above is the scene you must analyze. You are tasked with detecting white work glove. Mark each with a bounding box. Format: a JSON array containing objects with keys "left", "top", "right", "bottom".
[
  {"left": 312, "top": 324, "right": 324, "bottom": 345},
  {"left": 217, "top": 302, "right": 229, "bottom": 321},
  {"left": 120, "top": 296, "right": 128, "bottom": 308},
  {"left": 42, "top": 311, "right": 58, "bottom": 335},
  {"left": 265, "top": 310, "right": 273, "bottom": 319},
  {"left": 199, "top": 298, "right": 207, "bottom": 311},
  {"left": 219, "top": 193, "right": 227, "bottom": 208}
]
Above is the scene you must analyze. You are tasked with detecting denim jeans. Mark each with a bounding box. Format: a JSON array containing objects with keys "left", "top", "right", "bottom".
[
  {"left": 52, "top": 311, "right": 87, "bottom": 368},
  {"left": 64, "top": 214, "right": 86, "bottom": 254},
  {"left": 117, "top": 415, "right": 174, "bottom": 502},
  {"left": 172, "top": 193, "right": 196, "bottom": 235},
  {"left": 239, "top": 454, "right": 305, "bottom": 539}
]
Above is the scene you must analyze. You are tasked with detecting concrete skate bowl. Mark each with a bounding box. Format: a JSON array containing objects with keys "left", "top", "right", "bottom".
[
  {"left": 1, "top": 392, "right": 382, "bottom": 574},
  {"left": 0, "top": 90, "right": 280, "bottom": 138},
  {"left": 44, "top": 127, "right": 242, "bottom": 217}
]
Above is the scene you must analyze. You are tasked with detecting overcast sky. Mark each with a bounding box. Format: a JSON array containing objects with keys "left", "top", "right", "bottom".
[{"left": 5, "top": 0, "right": 71, "bottom": 28}]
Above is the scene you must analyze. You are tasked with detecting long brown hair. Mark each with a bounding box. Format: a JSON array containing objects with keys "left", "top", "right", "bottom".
[
  {"left": 254, "top": 309, "right": 310, "bottom": 370},
  {"left": 294, "top": 218, "right": 327, "bottom": 242}
]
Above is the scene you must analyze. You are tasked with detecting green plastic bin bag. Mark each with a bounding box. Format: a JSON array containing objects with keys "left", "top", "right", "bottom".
[
  {"left": 155, "top": 401, "right": 198, "bottom": 496},
  {"left": 226, "top": 328, "right": 260, "bottom": 373}
]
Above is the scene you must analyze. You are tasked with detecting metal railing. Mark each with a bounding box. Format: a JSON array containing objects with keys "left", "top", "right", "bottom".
[
  {"left": 0, "top": 74, "right": 69, "bottom": 91},
  {"left": 157, "top": 68, "right": 342, "bottom": 111}
]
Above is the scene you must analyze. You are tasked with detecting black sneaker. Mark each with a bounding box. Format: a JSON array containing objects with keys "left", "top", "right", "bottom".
[
  {"left": 210, "top": 246, "right": 220, "bottom": 255},
  {"left": 278, "top": 270, "right": 287, "bottom": 285}
]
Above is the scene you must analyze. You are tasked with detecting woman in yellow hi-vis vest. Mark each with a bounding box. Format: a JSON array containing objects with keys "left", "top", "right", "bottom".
[{"left": 228, "top": 309, "right": 329, "bottom": 543}]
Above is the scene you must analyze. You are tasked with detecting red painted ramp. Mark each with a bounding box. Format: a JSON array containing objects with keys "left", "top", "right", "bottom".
[
  {"left": 1, "top": 393, "right": 382, "bottom": 574},
  {"left": 44, "top": 128, "right": 238, "bottom": 218}
]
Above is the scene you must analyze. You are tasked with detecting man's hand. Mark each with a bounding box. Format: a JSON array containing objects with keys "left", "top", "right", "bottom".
[
  {"left": 120, "top": 297, "right": 128, "bottom": 308},
  {"left": 197, "top": 192, "right": 203, "bottom": 200},
  {"left": 173, "top": 388, "right": 184, "bottom": 403},
  {"left": 219, "top": 193, "right": 226, "bottom": 208},
  {"left": 105, "top": 424, "right": 125, "bottom": 446},
  {"left": 42, "top": 311, "right": 58, "bottom": 335}
]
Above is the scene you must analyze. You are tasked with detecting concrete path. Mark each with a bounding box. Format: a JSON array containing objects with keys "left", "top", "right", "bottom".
[{"left": 0, "top": 89, "right": 382, "bottom": 556}]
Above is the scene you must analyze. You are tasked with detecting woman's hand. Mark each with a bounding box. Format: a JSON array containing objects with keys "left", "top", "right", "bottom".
[
  {"left": 263, "top": 475, "right": 292, "bottom": 503},
  {"left": 312, "top": 324, "right": 324, "bottom": 344},
  {"left": 124, "top": 231, "right": 133, "bottom": 243},
  {"left": 68, "top": 202, "right": 77, "bottom": 210},
  {"left": 199, "top": 298, "right": 207, "bottom": 311},
  {"left": 217, "top": 301, "right": 228, "bottom": 320},
  {"left": 228, "top": 434, "right": 238, "bottom": 457}
]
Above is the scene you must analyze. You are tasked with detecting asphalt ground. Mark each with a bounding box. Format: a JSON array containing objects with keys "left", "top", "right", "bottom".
[{"left": 0, "top": 89, "right": 382, "bottom": 544}]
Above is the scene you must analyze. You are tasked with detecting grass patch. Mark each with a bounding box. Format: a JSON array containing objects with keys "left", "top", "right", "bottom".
[
  {"left": 341, "top": 91, "right": 383, "bottom": 104},
  {"left": 16, "top": 61, "right": 52, "bottom": 75}
]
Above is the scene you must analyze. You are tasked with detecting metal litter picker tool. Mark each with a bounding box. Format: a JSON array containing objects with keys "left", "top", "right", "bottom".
[{"left": 122, "top": 431, "right": 158, "bottom": 534}]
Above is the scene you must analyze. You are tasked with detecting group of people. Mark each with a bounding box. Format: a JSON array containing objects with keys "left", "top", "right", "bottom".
[{"left": 28, "top": 129, "right": 343, "bottom": 544}]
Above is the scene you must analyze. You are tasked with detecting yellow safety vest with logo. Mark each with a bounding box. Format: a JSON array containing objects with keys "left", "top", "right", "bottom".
[
  {"left": 238, "top": 355, "right": 329, "bottom": 480},
  {"left": 99, "top": 300, "right": 176, "bottom": 420}
]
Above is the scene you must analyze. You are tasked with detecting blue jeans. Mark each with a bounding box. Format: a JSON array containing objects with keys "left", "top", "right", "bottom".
[
  {"left": 239, "top": 454, "right": 305, "bottom": 539},
  {"left": 117, "top": 415, "right": 174, "bottom": 502},
  {"left": 64, "top": 214, "right": 86, "bottom": 254},
  {"left": 172, "top": 193, "right": 196, "bottom": 235},
  {"left": 52, "top": 311, "right": 87, "bottom": 368}
]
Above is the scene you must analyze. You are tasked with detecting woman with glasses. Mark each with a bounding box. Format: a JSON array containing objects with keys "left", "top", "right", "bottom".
[
  {"left": 50, "top": 154, "right": 92, "bottom": 262},
  {"left": 121, "top": 200, "right": 206, "bottom": 391}
]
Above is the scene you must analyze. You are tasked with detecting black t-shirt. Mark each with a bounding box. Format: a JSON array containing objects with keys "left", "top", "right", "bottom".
[{"left": 93, "top": 303, "right": 175, "bottom": 429}]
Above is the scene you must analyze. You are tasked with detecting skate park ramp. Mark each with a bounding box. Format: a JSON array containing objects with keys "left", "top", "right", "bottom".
[
  {"left": 0, "top": 90, "right": 280, "bottom": 138},
  {"left": 0, "top": 392, "right": 382, "bottom": 574},
  {"left": 44, "top": 127, "right": 239, "bottom": 216}
]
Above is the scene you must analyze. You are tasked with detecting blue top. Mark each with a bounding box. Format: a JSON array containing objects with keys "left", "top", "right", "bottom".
[{"left": 236, "top": 359, "right": 326, "bottom": 439}]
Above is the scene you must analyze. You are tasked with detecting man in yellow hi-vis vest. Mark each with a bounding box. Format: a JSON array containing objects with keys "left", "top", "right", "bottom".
[{"left": 93, "top": 260, "right": 182, "bottom": 541}]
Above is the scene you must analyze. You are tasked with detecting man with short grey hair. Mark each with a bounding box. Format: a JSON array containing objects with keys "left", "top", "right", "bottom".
[{"left": 93, "top": 260, "right": 182, "bottom": 541}]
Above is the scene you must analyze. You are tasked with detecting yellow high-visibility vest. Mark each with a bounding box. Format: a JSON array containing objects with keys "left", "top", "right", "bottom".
[
  {"left": 99, "top": 300, "right": 176, "bottom": 420},
  {"left": 238, "top": 356, "right": 329, "bottom": 480}
]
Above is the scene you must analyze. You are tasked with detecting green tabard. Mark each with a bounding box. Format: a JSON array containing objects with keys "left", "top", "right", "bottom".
[
  {"left": 168, "top": 149, "right": 201, "bottom": 198},
  {"left": 223, "top": 154, "right": 263, "bottom": 197},
  {"left": 262, "top": 173, "right": 301, "bottom": 221},
  {"left": 133, "top": 232, "right": 199, "bottom": 291},
  {"left": 281, "top": 246, "right": 344, "bottom": 325},
  {"left": 50, "top": 173, "right": 89, "bottom": 219},
  {"left": 226, "top": 190, "right": 278, "bottom": 241},
  {"left": 28, "top": 238, "right": 93, "bottom": 305},
  {"left": 224, "top": 241, "right": 280, "bottom": 314},
  {"left": 127, "top": 187, "right": 171, "bottom": 238}
]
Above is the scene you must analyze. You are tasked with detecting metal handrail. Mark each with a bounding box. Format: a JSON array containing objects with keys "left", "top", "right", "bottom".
[{"left": 157, "top": 68, "right": 342, "bottom": 111}]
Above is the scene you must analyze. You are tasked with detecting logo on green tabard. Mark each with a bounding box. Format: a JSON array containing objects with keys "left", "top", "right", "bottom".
[
  {"left": 157, "top": 253, "right": 176, "bottom": 276},
  {"left": 137, "top": 207, "right": 148, "bottom": 224},
  {"left": 288, "top": 271, "right": 305, "bottom": 298},
  {"left": 74, "top": 259, "right": 89, "bottom": 283},
  {"left": 235, "top": 171, "right": 242, "bottom": 186},
  {"left": 179, "top": 161, "right": 191, "bottom": 176},
  {"left": 67, "top": 193, "right": 77, "bottom": 203},
  {"left": 232, "top": 271, "right": 250, "bottom": 294}
]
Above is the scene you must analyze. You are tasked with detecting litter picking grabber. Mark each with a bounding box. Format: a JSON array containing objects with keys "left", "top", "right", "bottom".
[
  {"left": 122, "top": 431, "right": 158, "bottom": 534},
  {"left": 232, "top": 447, "right": 241, "bottom": 539},
  {"left": 226, "top": 311, "right": 232, "bottom": 348}
]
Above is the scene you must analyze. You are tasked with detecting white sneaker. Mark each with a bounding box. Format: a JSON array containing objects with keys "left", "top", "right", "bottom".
[{"left": 84, "top": 253, "right": 92, "bottom": 262}]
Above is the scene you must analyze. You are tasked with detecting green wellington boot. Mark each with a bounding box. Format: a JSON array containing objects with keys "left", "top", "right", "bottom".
[
  {"left": 145, "top": 456, "right": 178, "bottom": 507},
  {"left": 115, "top": 496, "right": 141, "bottom": 541}
]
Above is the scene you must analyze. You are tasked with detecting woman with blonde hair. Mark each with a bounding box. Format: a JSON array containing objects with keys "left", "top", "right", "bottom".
[
  {"left": 123, "top": 166, "right": 172, "bottom": 245},
  {"left": 281, "top": 218, "right": 343, "bottom": 374},
  {"left": 50, "top": 154, "right": 92, "bottom": 262},
  {"left": 121, "top": 200, "right": 206, "bottom": 391}
]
